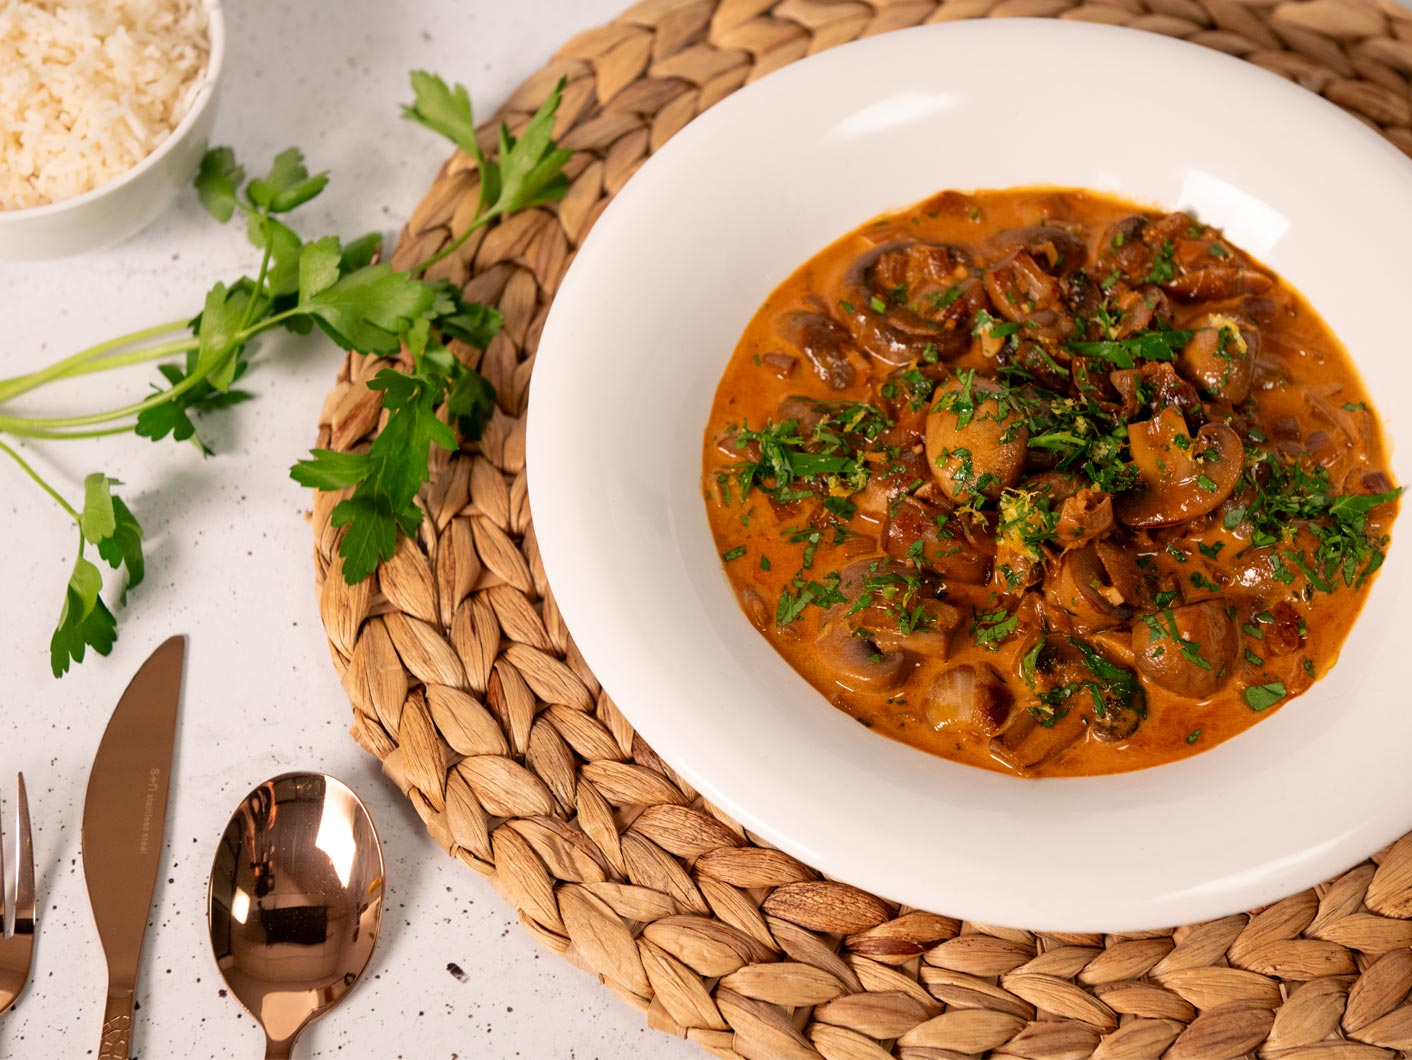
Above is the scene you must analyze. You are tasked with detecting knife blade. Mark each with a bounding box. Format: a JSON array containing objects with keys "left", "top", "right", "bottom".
[{"left": 81, "top": 635, "right": 185, "bottom": 1060}]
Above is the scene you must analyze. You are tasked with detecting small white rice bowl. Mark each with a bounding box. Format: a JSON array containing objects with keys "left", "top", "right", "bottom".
[{"left": 0, "top": 0, "right": 211, "bottom": 210}]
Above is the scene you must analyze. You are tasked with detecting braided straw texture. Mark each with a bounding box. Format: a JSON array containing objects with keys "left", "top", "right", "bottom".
[{"left": 311, "top": 1, "right": 1412, "bottom": 1055}]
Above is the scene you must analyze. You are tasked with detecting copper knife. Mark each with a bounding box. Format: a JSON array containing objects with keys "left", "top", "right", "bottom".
[{"left": 81, "top": 635, "right": 185, "bottom": 1060}]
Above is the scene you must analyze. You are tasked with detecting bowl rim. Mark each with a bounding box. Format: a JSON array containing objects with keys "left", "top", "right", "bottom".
[
  {"left": 527, "top": 17, "right": 1412, "bottom": 931},
  {"left": 0, "top": 0, "right": 226, "bottom": 223}
]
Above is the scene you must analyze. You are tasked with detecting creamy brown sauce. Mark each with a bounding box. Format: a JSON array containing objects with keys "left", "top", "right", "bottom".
[{"left": 702, "top": 188, "right": 1400, "bottom": 777}]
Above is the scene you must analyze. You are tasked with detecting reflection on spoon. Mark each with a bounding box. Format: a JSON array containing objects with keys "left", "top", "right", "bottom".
[{"left": 208, "top": 773, "right": 385, "bottom": 1059}]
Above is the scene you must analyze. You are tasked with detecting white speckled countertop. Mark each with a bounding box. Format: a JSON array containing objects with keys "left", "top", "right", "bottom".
[{"left": 0, "top": 2, "right": 700, "bottom": 1057}]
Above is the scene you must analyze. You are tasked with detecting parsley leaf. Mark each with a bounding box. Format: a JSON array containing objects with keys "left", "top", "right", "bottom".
[
  {"left": 293, "top": 368, "right": 456, "bottom": 582},
  {"left": 247, "top": 214, "right": 303, "bottom": 297},
  {"left": 95, "top": 496, "right": 145, "bottom": 605},
  {"left": 1244, "top": 682, "right": 1287, "bottom": 711},
  {"left": 50, "top": 551, "right": 117, "bottom": 677},
  {"left": 489, "top": 83, "right": 573, "bottom": 216},
  {"left": 298, "top": 235, "right": 344, "bottom": 303},
  {"left": 299, "top": 265, "right": 438, "bottom": 354},
  {"left": 404, "top": 71, "right": 570, "bottom": 220},
  {"left": 246, "top": 148, "right": 329, "bottom": 214},
  {"left": 288, "top": 450, "right": 370, "bottom": 491},
  {"left": 193, "top": 282, "right": 252, "bottom": 392},
  {"left": 194, "top": 147, "right": 245, "bottom": 223},
  {"left": 403, "top": 71, "right": 483, "bottom": 168},
  {"left": 445, "top": 368, "right": 498, "bottom": 439},
  {"left": 80, "top": 472, "right": 118, "bottom": 544},
  {"left": 135, "top": 357, "right": 254, "bottom": 452},
  {"left": 76, "top": 473, "right": 145, "bottom": 605},
  {"left": 1068, "top": 329, "right": 1192, "bottom": 369}
]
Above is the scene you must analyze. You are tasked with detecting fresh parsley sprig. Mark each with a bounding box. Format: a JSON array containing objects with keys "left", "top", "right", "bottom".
[
  {"left": 291, "top": 72, "right": 572, "bottom": 582},
  {"left": 0, "top": 72, "right": 572, "bottom": 675}
]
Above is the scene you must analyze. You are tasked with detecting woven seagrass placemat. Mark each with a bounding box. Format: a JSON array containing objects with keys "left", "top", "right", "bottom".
[{"left": 310, "top": 2, "right": 1412, "bottom": 1055}]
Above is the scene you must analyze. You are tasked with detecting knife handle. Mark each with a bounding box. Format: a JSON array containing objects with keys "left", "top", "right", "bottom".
[{"left": 98, "top": 989, "right": 134, "bottom": 1059}]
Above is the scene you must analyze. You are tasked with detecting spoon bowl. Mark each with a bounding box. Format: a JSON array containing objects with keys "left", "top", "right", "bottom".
[{"left": 208, "top": 772, "right": 385, "bottom": 1059}]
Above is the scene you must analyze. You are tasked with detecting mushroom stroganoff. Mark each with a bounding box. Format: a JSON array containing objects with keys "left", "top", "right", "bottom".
[{"left": 702, "top": 188, "right": 1401, "bottom": 778}]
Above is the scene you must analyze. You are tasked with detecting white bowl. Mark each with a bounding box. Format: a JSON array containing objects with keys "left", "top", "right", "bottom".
[
  {"left": 0, "top": 1, "right": 225, "bottom": 262},
  {"left": 528, "top": 20, "right": 1412, "bottom": 931}
]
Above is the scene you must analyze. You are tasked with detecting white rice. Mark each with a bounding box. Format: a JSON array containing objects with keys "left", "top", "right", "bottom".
[{"left": 0, "top": 0, "right": 210, "bottom": 210}]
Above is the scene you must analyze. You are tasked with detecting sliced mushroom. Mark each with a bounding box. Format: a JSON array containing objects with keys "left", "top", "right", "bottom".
[
  {"left": 1115, "top": 408, "right": 1245, "bottom": 528},
  {"left": 837, "top": 242, "right": 983, "bottom": 364},
  {"left": 1164, "top": 266, "right": 1273, "bottom": 303},
  {"left": 1026, "top": 470, "right": 1086, "bottom": 506},
  {"left": 1131, "top": 600, "right": 1238, "bottom": 699},
  {"left": 983, "top": 250, "right": 1072, "bottom": 338},
  {"left": 999, "top": 339, "right": 1072, "bottom": 392},
  {"left": 776, "top": 311, "right": 865, "bottom": 390},
  {"left": 924, "top": 376, "right": 1029, "bottom": 504},
  {"left": 1054, "top": 488, "right": 1113, "bottom": 552},
  {"left": 990, "top": 708, "right": 1086, "bottom": 774},
  {"left": 1097, "top": 214, "right": 1155, "bottom": 279},
  {"left": 1030, "top": 635, "right": 1145, "bottom": 741},
  {"left": 883, "top": 497, "right": 993, "bottom": 584},
  {"left": 989, "top": 225, "right": 1088, "bottom": 275},
  {"left": 1093, "top": 539, "right": 1148, "bottom": 609},
  {"left": 1262, "top": 600, "right": 1306, "bottom": 658},
  {"left": 1044, "top": 542, "right": 1130, "bottom": 633},
  {"left": 816, "top": 618, "right": 914, "bottom": 693},
  {"left": 1178, "top": 313, "right": 1256, "bottom": 404},
  {"left": 868, "top": 598, "right": 964, "bottom": 660},
  {"left": 1107, "top": 285, "right": 1169, "bottom": 339},
  {"left": 924, "top": 665, "right": 1013, "bottom": 735},
  {"left": 776, "top": 396, "right": 827, "bottom": 434},
  {"left": 1090, "top": 688, "right": 1146, "bottom": 742}
]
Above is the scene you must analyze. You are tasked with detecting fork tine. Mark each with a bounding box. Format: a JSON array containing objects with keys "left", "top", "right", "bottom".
[{"left": 13, "top": 775, "right": 32, "bottom": 935}]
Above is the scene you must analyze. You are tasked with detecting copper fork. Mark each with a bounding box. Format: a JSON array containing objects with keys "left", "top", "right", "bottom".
[{"left": 0, "top": 775, "right": 34, "bottom": 1015}]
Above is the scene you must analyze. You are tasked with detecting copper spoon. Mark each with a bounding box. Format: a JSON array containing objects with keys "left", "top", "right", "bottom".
[{"left": 208, "top": 773, "right": 385, "bottom": 1059}]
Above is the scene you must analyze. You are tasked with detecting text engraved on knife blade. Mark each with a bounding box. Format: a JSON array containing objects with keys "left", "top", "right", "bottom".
[{"left": 139, "top": 768, "right": 161, "bottom": 856}]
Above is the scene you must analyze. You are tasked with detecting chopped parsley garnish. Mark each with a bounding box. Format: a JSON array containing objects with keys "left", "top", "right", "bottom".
[
  {"left": 724, "top": 401, "right": 893, "bottom": 505},
  {"left": 882, "top": 367, "right": 937, "bottom": 411},
  {"left": 776, "top": 570, "right": 846, "bottom": 626},
  {"left": 1244, "top": 681, "right": 1287, "bottom": 711},
  {"left": 971, "top": 607, "right": 1018, "bottom": 650},
  {"left": 972, "top": 310, "right": 1020, "bottom": 340},
  {"left": 1234, "top": 453, "right": 1401, "bottom": 592},
  {"left": 722, "top": 546, "right": 746, "bottom": 562},
  {"left": 1186, "top": 729, "right": 1202, "bottom": 744},
  {"left": 1145, "top": 238, "right": 1177, "bottom": 284},
  {"left": 1026, "top": 637, "right": 1140, "bottom": 724},
  {"left": 1067, "top": 329, "right": 1192, "bottom": 369},
  {"left": 849, "top": 563, "right": 933, "bottom": 635},
  {"left": 998, "top": 488, "right": 1059, "bottom": 562}
]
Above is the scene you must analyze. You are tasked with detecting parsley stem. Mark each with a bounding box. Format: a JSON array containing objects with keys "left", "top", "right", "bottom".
[
  {"left": 3, "top": 340, "right": 198, "bottom": 403},
  {"left": 0, "top": 345, "right": 233, "bottom": 432},
  {"left": 239, "top": 215, "right": 274, "bottom": 332},
  {"left": 0, "top": 438, "right": 79, "bottom": 522},
  {"left": 409, "top": 208, "right": 499, "bottom": 274},
  {"left": 0, "top": 319, "right": 190, "bottom": 403},
  {"left": 0, "top": 307, "right": 291, "bottom": 434},
  {"left": 12, "top": 424, "right": 137, "bottom": 440}
]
